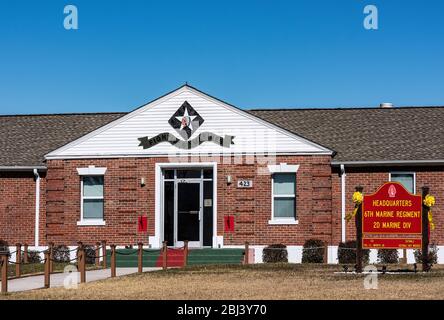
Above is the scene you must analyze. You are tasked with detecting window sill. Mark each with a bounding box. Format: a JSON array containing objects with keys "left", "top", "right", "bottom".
[
  {"left": 268, "top": 219, "right": 299, "bottom": 225},
  {"left": 77, "top": 220, "right": 106, "bottom": 226}
]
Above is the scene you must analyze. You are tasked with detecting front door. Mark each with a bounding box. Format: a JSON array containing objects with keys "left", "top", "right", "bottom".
[{"left": 175, "top": 181, "right": 202, "bottom": 247}]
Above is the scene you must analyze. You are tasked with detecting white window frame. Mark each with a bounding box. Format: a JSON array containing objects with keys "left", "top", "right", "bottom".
[
  {"left": 268, "top": 164, "right": 299, "bottom": 225},
  {"left": 389, "top": 171, "right": 416, "bottom": 194},
  {"left": 77, "top": 167, "right": 107, "bottom": 226}
]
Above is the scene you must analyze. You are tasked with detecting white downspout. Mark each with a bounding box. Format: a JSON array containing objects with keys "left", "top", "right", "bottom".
[
  {"left": 340, "top": 165, "right": 346, "bottom": 242},
  {"left": 33, "top": 169, "right": 41, "bottom": 247}
]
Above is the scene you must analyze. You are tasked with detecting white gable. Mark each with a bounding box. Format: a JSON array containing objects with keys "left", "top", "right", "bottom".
[{"left": 46, "top": 86, "right": 332, "bottom": 159}]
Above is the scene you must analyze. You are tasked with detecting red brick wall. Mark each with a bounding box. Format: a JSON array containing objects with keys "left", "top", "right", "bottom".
[
  {"left": 45, "top": 155, "right": 334, "bottom": 246},
  {"left": 0, "top": 171, "right": 46, "bottom": 246},
  {"left": 332, "top": 166, "right": 444, "bottom": 245}
]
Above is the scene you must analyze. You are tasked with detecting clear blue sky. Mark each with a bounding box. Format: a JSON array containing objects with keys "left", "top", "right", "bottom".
[{"left": 0, "top": 0, "right": 443, "bottom": 115}]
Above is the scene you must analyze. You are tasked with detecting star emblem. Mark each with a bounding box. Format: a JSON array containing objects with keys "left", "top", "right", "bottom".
[
  {"left": 168, "top": 101, "right": 204, "bottom": 140},
  {"left": 175, "top": 107, "right": 198, "bottom": 131}
]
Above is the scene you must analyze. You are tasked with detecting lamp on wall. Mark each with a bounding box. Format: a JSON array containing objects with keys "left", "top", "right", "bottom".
[
  {"left": 227, "top": 175, "right": 232, "bottom": 185},
  {"left": 141, "top": 177, "right": 146, "bottom": 187}
]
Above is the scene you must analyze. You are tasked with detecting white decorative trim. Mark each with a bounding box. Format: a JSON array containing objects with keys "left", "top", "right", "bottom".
[
  {"left": 267, "top": 163, "right": 300, "bottom": 174},
  {"left": 76, "top": 166, "right": 107, "bottom": 175},
  {"left": 268, "top": 219, "right": 299, "bottom": 225},
  {"left": 77, "top": 220, "right": 106, "bottom": 226}
]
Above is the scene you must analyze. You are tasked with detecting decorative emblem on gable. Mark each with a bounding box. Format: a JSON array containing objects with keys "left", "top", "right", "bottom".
[
  {"left": 138, "top": 101, "right": 235, "bottom": 150},
  {"left": 168, "top": 101, "right": 204, "bottom": 140}
]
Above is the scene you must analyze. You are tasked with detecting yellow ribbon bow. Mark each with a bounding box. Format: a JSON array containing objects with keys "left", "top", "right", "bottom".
[
  {"left": 424, "top": 194, "right": 436, "bottom": 230},
  {"left": 345, "top": 191, "right": 363, "bottom": 221}
]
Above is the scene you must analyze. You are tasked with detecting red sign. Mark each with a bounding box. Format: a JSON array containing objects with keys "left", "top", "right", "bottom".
[
  {"left": 138, "top": 216, "right": 147, "bottom": 232},
  {"left": 363, "top": 238, "right": 422, "bottom": 249},
  {"left": 362, "top": 182, "right": 422, "bottom": 235},
  {"left": 224, "top": 216, "right": 235, "bottom": 233}
]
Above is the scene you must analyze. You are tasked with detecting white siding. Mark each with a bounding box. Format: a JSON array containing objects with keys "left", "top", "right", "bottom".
[{"left": 47, "top": 86, "right": 331, "bottom": 158}]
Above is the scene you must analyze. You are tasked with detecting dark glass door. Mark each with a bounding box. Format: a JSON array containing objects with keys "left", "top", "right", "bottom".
[{"left": 177, "top": 182, "right": 201, "bottom": 244}]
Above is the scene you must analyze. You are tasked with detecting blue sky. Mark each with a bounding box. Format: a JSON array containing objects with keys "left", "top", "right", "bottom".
[{"left": 0, "top": 0, "right": 443, "bottom": 114}]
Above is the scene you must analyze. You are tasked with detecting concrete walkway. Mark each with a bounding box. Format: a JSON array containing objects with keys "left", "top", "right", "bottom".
[{"left": 2, "top": 267, "right": 161, "bottom": 293}]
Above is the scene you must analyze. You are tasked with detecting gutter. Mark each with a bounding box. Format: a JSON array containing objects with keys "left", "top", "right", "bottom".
[
  {"left": 33, "top": 169, "right": 41, "bottom": 247},
  {"left": 340, "top": 165, "right": 346, "bottom": 243},
  {"left": 332, "top": 160, "right": 444, "bottom": 167},
  {"left": 0, "top": 166, "right": 47, "bottom": 171}
]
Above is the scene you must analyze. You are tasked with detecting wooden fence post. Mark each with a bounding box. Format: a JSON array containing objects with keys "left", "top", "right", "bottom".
[
  {"left": 355, "top": 186, "right": 364, "bottom": 273},
  {"left": 101, "top": 240, "right": 107, "bottom": 269},
  {"left": 48, "top": 242, "right": 54, "bottom": 273},
  {"left": 422, "top": 186, "right": 430, "bottom": 272},
  {"left": 1, "top": 254, "right": 7, "bottom": 294},
  {"left": 138, "top": 243, "right": 143, "bottom": 273},
  {"left": 183, "top": 240, "right": 189, "bottom": 267},
  {"left": 162, "top": 241, "right": 168, "bottom": 270},
  {"left": 95, "top": 242, "right": 101, "bottom": 267},
  {"left": 110, "top": 245, "right": 116, "bottom": 278},
  {"left": 44, "top": 250, "right": 50, "bottom": 288},
  {"left": 23, "top": 243, "right": 28, "bottom": 264},
  {"left": 15, "top": 243, "right": 21, "bottom": 277},
  {"left": 244, "top": 241, "right": 250, "bottom": 265},
  {"left": 77, "top": 242, "right": 86, "bottom": 283}
]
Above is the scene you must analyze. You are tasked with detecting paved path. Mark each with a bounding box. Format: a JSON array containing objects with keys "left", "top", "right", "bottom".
[{"left": 2, "top": 267, "right": 161, "bottom": 293}]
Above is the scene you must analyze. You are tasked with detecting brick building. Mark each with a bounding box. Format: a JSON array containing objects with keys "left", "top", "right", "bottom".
[{"left": 1, "top": 85, "right": 443, "bottom": 263}]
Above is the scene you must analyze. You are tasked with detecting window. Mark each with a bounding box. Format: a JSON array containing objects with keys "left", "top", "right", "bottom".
[
  {"left": 390, "top": 172, "right": 415, "bottom": 194},
  {"left": 271, "top": 173, "right": 296, "bottom": 222},
  {"left": 80, "top": 176, "right": 105, "bottom": 224}
]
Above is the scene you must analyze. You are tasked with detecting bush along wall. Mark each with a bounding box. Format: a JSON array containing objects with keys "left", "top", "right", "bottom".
[
  {"left": 377, "top": 249, "right": 399, "bottom": 264},
  {"left": 414, "top": 243, "right": 439, "bottom": 267},
  {"left": 262, "top": 244, "right": 288, "bottom": 263},
  {"left": 302, "top": 239, "right": 325, "bottom": 263},
  {"left": 338, "top": 240, "right": 370, "bottom": 264}
]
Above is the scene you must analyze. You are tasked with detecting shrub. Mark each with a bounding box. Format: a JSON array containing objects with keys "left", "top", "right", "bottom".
[
  {"left": 377, "top": 249, "right": 399, "bottom": 264},
  {"left": 302, "top": 239, "right": 325, "bottom": 263},
  {"left": 25, "top": 250, "right": 42, "bottom": 263},
  {"left": 84, "top": 245, "right": 96, "bottom": 265},
  {"left": 414, "top": 243, "right": 439, "bottom": 266},
  {"left": 262, "top": 244, "right": 288, "bottom": 263},
  {"left": 52, "top": 245, "right": 70, "bottom": 263},
  {"left": 338, "top": 240, "right": 370, "bottom": 264}
]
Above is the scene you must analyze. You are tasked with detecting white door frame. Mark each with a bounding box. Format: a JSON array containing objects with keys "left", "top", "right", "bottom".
[
  {"left": 151, "top": 162, "right": 219, "bottom": 249},
  {"left": 175, "top": 180, "right": 202, "bottom": 248}
]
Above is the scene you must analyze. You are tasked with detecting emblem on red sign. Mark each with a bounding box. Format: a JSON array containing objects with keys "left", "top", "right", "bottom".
[
  {"left": 138, "top": 216, "right": 147, "bottom": 232},
  {"left": 362, "top": 182, "right": 422, "bottom": 235},
  {"left": 224, "top": 216, "right": 235, "bottom": 233}
]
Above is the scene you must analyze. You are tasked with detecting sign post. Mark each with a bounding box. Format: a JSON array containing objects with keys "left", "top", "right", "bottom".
[
  {"left": 421, "top": 187, "right": 430, "bottom": 272},
  {"left": 355, "top": 186, "right": 363, "bottom": 273}
]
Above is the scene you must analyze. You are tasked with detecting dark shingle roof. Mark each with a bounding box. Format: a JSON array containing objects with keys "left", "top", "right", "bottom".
[
  {"left": 250, "top": 106, "right": 444, "bottom": 162},
  {"left": 1, "top": 106, "right": 444, "bottom": 167},
  {"left": 0, "top": 113, "right": 125, "bottom": 167}
]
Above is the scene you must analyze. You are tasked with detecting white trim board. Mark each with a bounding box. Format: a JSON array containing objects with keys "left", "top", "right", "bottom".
[{"left": 45, "top": 85, "right": 333, "bottom": 159}]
